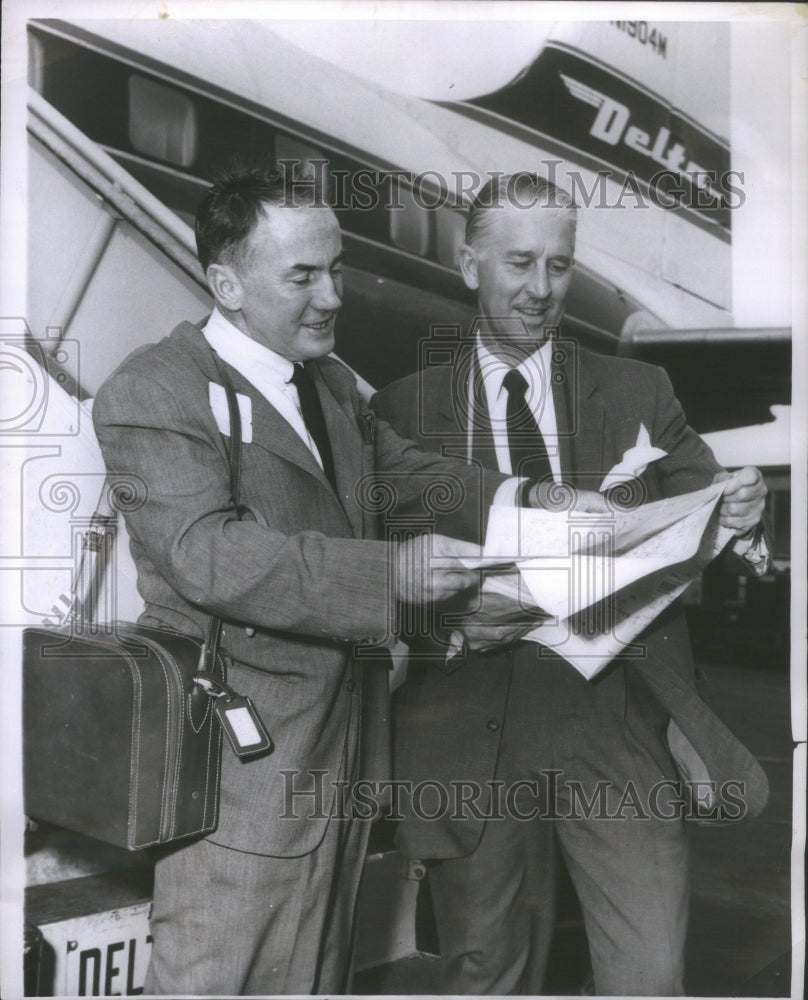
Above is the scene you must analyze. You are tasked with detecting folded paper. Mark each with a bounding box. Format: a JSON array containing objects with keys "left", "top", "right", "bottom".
[{"left": 599, "top": 422, "right": 667, "bottom": 492}]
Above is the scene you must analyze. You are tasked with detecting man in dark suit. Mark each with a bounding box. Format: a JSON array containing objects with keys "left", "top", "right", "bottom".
[
  {"left": 371, "top": 173, "right": 769, "bottom": 995},
  {"left": 92, "top": 167, "right": 525, "bottom": 995}
]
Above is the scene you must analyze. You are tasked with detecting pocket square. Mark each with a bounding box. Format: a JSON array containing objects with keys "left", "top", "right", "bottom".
[
  {"left": 599, "top": 422, "right": 666, "bottom": 492},
  {"left": 209, "top": 383, "right": 253, "bottom": 443}
]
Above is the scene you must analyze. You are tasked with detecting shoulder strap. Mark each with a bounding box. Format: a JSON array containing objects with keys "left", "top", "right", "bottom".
[
  {"left": 199, "top": 349, "right": 244, "bottom": 677},
  {"left": 67, "top": 349, "right": 245, "bottom": 683},
  {"left": 210, "top": 351, "right": 243, "bottom": 505}
]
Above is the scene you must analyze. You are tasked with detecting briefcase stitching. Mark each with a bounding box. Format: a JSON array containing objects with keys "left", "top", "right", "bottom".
[
  {"left": 64, "top": 630, "right": 146, "bottom": 850},
  {"left": 76, "top": 629, "right": 176, "bottom": 848},
  {"left": 128, "top": 646, "right": 143, "bottom": 849},
  {"left": 199, "top": 651, "right": 224, "bottom": 831},
  {"left": 146, "top": 636, "right": 181, "bottom": 843},
  {"left": 186, "top": 688, "right": 212, "bottom": 734},
  {"left": 133, "top": 628, "right": 218, "bottom": 844},
  {"left": 23, "top": 624, "right": 222, "bottom": 850},
  {"left": 161, "top": 651, "right": 177, "bottom": 841},
  {"left": 135, "top": 630, "right": 220, "bottom": 845},
  {"left": 205, "top": 713, "right": 222, "bottom": 829}
]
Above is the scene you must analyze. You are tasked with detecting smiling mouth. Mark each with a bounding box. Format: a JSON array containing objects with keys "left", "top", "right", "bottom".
[
  {"left": 516, "top": 305, "right": 550, "bottom": 318},
  {"left": 303, "top": 317, "right": 335, "bottom": 332}
]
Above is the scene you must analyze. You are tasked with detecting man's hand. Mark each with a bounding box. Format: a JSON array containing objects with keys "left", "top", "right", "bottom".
[
  {"left": 526, "top": 480, "right": 610, "bottom": 514},
  {"left": 454, "top": 590, "right": 547, "bottom": 652},
  {"left": 570, "top": 489, "right": 611, "bottom": 514},
  {"left": 714, "top": 467, "right": 767, "bottom": 536},
  {"left": 394, "top": 534, "right": 480, "bottom": 605}
]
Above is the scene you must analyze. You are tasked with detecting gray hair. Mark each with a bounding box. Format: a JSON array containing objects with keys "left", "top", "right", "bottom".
[{"left": 465, "top": 173, "right": 577, "bottom": 247}]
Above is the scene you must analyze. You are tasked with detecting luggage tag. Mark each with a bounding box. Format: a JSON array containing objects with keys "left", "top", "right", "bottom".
[
  {"left": 194, "top": 673, "right": 273, "bottom": 759},
  {"left": 215, "top": 696, "right": 273, "bottom": 759}
]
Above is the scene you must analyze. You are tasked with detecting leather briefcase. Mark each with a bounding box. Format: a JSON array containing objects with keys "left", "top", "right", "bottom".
[
  {"left": 22, "top": 354, "right": 271, "bottom": 849},
  {"left": 23, "top": 621, "right": 223, "bottom": 850}
]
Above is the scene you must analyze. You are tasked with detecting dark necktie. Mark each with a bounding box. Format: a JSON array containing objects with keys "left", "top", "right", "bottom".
[
  {"left": 290, "top": 363, "right": 337, "bottom": 491},
  {"left": 503, "top": 368, "right": 552, "bottom": 482}
]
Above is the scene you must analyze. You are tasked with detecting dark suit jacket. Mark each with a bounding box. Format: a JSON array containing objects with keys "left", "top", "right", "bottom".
[
  {"left": 372, "top": 343, "right": 769, "bottom": 858},
  {"left": 92, "top": 321, "right": 501, "bottom": 857}
]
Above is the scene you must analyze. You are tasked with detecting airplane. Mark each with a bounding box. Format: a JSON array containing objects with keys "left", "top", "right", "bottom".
[
  {"left": 21, "top": 20, "right": 789, "bottom": 380},
  {"left": 21, "top": 11, "right": 792, "bottom": 609},
  {"left": 8, "top": 15, "right": 793, "bottom": 995}
]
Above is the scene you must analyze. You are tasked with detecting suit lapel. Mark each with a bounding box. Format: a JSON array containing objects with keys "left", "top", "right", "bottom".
[
  {"left": 447, "top": 337, "right": 605, "bottom": 482},
  {"left": 467, "top": 348, "right": 497, "bottom": 466},
  {"left": 244, "top": 377, "right": 332, "bottom": 481},
  {"left": 435, "top": 340, "right": 607, "bottom": 479},
  {"left": 433, "top": 345, "right": 496, "bottom": 464},
  {"left": 555, "top": 347, "right": 605, "bottom": 488},
  {"left": 435, "top": 373, "right": 460, "bottom": 430},
  {"left": 310, "top": 361, "right": 365, "bottom": 537},
  {"left": 435, "top": 349, "right": 471, "bottom": 436},
  {"left": 183, "top": 323, "right": 355, "bottom": 527}
]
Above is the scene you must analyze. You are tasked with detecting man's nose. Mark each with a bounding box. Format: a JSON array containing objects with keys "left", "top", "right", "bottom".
[
  {"left": 526, "top": 263, "right": 551, "bottom": 299},
  {"left": 314, "top": 273, "right": 342, "bottom": 311}
]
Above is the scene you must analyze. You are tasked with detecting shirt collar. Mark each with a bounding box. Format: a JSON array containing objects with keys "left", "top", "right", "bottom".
[
  {"left": 203, "top": 308, "right": 296, "bottom": 386},
  {"left": 476, "top": 335, "right": 554, "bottom": 412}
]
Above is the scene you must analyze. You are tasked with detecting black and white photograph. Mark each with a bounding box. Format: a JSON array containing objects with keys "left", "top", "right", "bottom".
[{"left": 1, "top": 2, "right": 805, "bottom": 998}]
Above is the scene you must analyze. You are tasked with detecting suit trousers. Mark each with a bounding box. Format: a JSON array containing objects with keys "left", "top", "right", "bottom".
[
  {"left": 144, "top": 667, "right": 370, "bottom": 996},
  {"left": 427, "top": 644, "right": 689, "bottom": 996},
  {"left": 144, "top": 812, "right": 370, "bottom": 995}
]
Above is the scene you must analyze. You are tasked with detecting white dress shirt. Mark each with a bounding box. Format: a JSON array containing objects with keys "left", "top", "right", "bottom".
[
  {"left": 476, "top": 337, "right": 562, "bottom": 482},
  {"left": 475, "top": 335, "right": 768, "bottom": 568},
  {"left": 203, "top": 308, "right": 324, "bottom": 469}
]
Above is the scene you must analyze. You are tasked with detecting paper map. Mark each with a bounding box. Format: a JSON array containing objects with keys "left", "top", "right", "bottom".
[{"left": 473, "top": 482, "right": 735, "bottom": 679}]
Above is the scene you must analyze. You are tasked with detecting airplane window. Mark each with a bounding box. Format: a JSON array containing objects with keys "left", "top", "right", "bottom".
[
  {"left": 436, "top": 209, "right": 465, "bottom": 269},
  {"left": 28, "top": 33, "right": 45, "bottom": 93},
  {"left": 128, "top": 76, "right": 198, "bottom": 168},
  {"left": 275, "top": 135, "right": 330, "bottom": 203},
  {"left": 389, "top": 184, "right": 429, "bottom": 257}
]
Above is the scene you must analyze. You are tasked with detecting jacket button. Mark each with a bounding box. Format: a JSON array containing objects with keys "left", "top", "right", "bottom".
[
  {"left": 345, "top": 679, "right": 356, "bottom": 693},
  {"left": 245, "top": 627, "right": 256, "bottom": 637},
  {"left": 486, "top": 719, "right": 499, "bottom": 732}
]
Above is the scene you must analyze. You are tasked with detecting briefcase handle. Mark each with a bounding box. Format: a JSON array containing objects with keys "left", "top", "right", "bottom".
[{"left": 55, "top": 480, "right": 116, "bottom": 629}]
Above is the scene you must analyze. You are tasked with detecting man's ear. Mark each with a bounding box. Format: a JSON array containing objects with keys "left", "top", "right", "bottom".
[
  {"left": 206, "top": 263, "right": 243, "bottom": 312},
  {"left": 457, "top": 244, "right": 480, "bottom": 291}
]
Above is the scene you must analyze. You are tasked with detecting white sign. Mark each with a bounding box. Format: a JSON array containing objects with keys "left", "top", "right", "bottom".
[{"left": 40, "top": 903, "right": 152, "bottom": 997}]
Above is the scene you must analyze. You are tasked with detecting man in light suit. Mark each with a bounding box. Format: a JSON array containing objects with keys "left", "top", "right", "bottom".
[
  {"left": 371, "top": 173, "right": 770, "bottom": 995},
  {"left": 92, "top": 167, "right": 522, "bottom": 995}
]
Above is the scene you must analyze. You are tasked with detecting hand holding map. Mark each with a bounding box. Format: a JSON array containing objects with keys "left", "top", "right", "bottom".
[{"left": 463, "top": 481, "right": 735, "bottom": 679}]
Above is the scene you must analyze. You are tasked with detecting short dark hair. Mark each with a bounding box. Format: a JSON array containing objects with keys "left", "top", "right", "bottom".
[
  {"left": 466, "top": 172, "right": 577, "bottom": 246},
  {"left": 195, "top": 165, "right": 304, "bottom": 272}
]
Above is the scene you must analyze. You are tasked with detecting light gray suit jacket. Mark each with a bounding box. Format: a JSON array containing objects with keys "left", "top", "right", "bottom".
[{"left": 93, "top": 321, "right": 498, "bottom": 857}]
